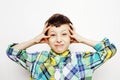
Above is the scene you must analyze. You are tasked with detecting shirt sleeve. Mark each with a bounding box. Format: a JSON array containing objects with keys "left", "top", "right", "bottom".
[
  {"left": 6, "top": 43, "right": 39, "bottom": 70},
  {"left": 82, "top": 38, "right": 117, "bottom": 70}
]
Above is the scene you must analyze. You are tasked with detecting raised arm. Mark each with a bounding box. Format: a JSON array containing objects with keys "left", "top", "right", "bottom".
[
  {"left": 69, "top": 24, "right": 99, "bottom": 47},
  {"left": 6, "top": 24, "right": 50, "bottom": 70},
  {"left": 69, "top": 24, "right": 117, "bottom": 70},
  {"left": 12, "top": 24, "right": 50, "bottom": 50}
]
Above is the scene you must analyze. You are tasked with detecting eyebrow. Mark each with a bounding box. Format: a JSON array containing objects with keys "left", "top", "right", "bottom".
[
  {"left": 49, "top": 30, "right": 55, "bottom": 33},
  {"left": 49, "top": 29, "right": 68, "bottom": 34},
  {"left": 62, "top": 29, "right": 67, "bottom": 32}
]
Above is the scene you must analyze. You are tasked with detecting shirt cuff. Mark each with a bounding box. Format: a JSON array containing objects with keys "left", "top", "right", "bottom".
[
  {"left": 7, "top": 43, "right": 21, "bottom": 56},
  {"left": 93, "top": 37, "right": 110, "bottom": 51}
]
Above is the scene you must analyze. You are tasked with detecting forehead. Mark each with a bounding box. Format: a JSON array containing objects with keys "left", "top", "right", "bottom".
[{"left": 48, "top": 24, "right": 70, "bottom": 32}]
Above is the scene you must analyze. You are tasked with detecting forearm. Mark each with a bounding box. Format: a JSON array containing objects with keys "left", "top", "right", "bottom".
[
  {"left": 70, "top": 32, "right": 100, "bottom": 47},
  {"left": 80, "top": 37, "right": 100, "bottom": 47},
  {"left": 12, "top": 39, "right": 36, "bottom": 50}
]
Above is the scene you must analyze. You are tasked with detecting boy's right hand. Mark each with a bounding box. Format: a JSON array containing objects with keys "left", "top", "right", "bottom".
[
  {"left": 32, "top": 23, "right": 50, "bottom": 44},
  {"left": 11, "top": 24, "right": 50, "bottom": 50}
]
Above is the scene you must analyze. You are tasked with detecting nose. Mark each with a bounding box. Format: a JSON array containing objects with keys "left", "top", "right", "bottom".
[{"left": 56, "top": 36, "right": 62, "bottom": 43}]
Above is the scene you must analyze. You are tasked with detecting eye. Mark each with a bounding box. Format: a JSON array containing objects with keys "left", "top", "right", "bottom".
[
  {"left": 62, "top": 33, "right": 67, "bottom": 36},
  {"left": 50, "top": 34, "right": 56, "bottom": 36}
]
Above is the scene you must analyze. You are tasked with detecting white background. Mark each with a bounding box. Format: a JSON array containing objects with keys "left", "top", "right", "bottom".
[{"left": 0, "top": 0, "right": 120, "bottom": 80}]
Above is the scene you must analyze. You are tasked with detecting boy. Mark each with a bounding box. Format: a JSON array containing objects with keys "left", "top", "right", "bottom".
[{"left": 6, "top": 13, "right": 117, "bottom": 80}]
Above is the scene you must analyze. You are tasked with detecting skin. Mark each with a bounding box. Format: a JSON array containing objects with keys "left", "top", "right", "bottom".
[
  {"left": 47, "top": 24, "right": 71, "bottom": 54},
  {"left": 12, "top": 23, "right": 99, "bottom": 54}
]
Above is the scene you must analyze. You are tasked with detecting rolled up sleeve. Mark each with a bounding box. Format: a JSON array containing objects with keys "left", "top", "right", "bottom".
[
  {"left": 83, "top": 38, "right": 117, "bottom": 70},
  {"left": 6, "top": 43, "right": 39, "bottom": 70}
]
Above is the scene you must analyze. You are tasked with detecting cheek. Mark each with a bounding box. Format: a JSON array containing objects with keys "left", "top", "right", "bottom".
[
  {"left": 49, "top": 37, "right": 56, "bottom": 44},
  {"left": 64, "top": 36, "right": 71, "bottom": 43}
]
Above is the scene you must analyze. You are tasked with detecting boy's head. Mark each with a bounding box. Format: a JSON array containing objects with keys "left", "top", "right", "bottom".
[{"left": 45, "top": 13, "right": 73, "bottom": 54}]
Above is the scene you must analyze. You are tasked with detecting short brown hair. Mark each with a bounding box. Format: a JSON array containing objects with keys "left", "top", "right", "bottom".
[{"left": 45, "top": 13, "right": 73, "bottom": 27}]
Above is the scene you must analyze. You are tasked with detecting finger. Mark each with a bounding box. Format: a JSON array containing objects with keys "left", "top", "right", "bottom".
[
  {"left": 42, "top": 23, "right": 49, "bottom": 32},
  {"left": 69, "top": 27, "right": 74, "bottom": 35},
  {"left": 44, "top": 23, "right": 48, "bottom": 29},
  {"left": 44, "top": 35, "right": 50, "bottom": 38},
  {"left": 69, "top": 23, "right": 75, "bottom": 32},
  {"left": 43, "top": 26, "right": 51, "bottom": 34},
  {"left": 69, "top": 34, "right": 74, "bottom": 38}
]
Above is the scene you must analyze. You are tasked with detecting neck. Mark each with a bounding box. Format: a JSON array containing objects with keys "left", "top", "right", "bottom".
[{"left": 50, "top": 49, "right": 69, "bottom": 57}]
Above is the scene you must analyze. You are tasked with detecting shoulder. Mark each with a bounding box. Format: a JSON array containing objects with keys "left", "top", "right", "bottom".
[
  {"left": 37, "top": 50, "right": 50, "bottom": 58},
  {"left": 70, "top": 50, "right": 85, "bottom": 58}
]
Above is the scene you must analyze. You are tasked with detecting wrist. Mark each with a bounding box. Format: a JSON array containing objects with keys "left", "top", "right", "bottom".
[
  {"left": 81, "top": 38, "right": 99, "bottom": 47},
  {"left": 30, "top": 39, "right": 38, "bottom": 45},
  {"left": 77, "top": 36, "right": 86, "bottom": 43}
]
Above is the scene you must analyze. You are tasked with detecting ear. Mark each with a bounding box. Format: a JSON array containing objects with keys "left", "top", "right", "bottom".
[
  {"left": 45, "top": 38, "right": 49, "bottom": 44},
  {"left": 70, "top": 38, "right": 77, "bottom": 43},
  {"left": 70, "top": 38, "right": 74, "bottom": 43},
  {"left": 41, "top": 38, "right": 49, "bottom": 43}
]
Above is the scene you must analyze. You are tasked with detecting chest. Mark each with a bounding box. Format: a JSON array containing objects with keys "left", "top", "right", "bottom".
[{"left": 31, "top": 53, "right": 93, "bottom": 80}]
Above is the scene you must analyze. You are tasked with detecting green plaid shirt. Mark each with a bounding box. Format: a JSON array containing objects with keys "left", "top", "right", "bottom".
[{"left": 6, "top": 38, "right": 117, "bottom": 80}]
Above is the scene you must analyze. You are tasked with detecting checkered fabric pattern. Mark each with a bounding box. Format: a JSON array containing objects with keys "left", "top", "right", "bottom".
[{"left": 6, "top": 38, "right": 117, "bottom": 80}]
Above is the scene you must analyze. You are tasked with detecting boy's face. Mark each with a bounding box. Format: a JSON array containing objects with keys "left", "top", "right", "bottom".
[{"left": 48, "top": 24, "right": 71, "bottom": 54}]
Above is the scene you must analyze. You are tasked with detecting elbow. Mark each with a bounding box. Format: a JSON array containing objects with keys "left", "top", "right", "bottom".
[
  {"left": 104, "top": 43, "right": 117, "bottom": 60},
  {"left": 110, "top": 43, "right": 117, "bottom": 56},
  {"left": 6, "top": 47, "right": 13, "bottom": 57},
  {"left": 6, "top": 47, "right": 18, "bottom": 62}
]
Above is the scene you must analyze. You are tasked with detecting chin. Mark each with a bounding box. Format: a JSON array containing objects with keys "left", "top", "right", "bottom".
[{"left": 54, "top": 49, "right": 65, "bottom": 54}]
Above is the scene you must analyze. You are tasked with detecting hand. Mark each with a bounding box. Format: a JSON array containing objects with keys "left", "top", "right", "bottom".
[
  {"left": 32, "top": 23, "right": 50, "bottom": 44},
  {"left": 69, "top": 24, "right": 84, "bottom": 43}
]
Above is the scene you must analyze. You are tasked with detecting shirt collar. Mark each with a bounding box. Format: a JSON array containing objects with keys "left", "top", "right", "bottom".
[{"left": 49, "top": 49, "right": 71, "bottom": 66}]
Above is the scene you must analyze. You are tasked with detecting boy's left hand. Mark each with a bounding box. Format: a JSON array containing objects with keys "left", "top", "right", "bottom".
[{"left": 69, "top": 24, "right": 84, "bottom": 43}]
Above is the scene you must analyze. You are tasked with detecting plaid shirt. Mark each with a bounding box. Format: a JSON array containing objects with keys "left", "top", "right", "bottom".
[{"left": 6, "top": 38, "right": 117, "bottom": 80}]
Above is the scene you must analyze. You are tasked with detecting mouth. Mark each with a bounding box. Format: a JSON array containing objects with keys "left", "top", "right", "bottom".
[{"left": 55, "top": 44, "right": 64, "bottom": 47}]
